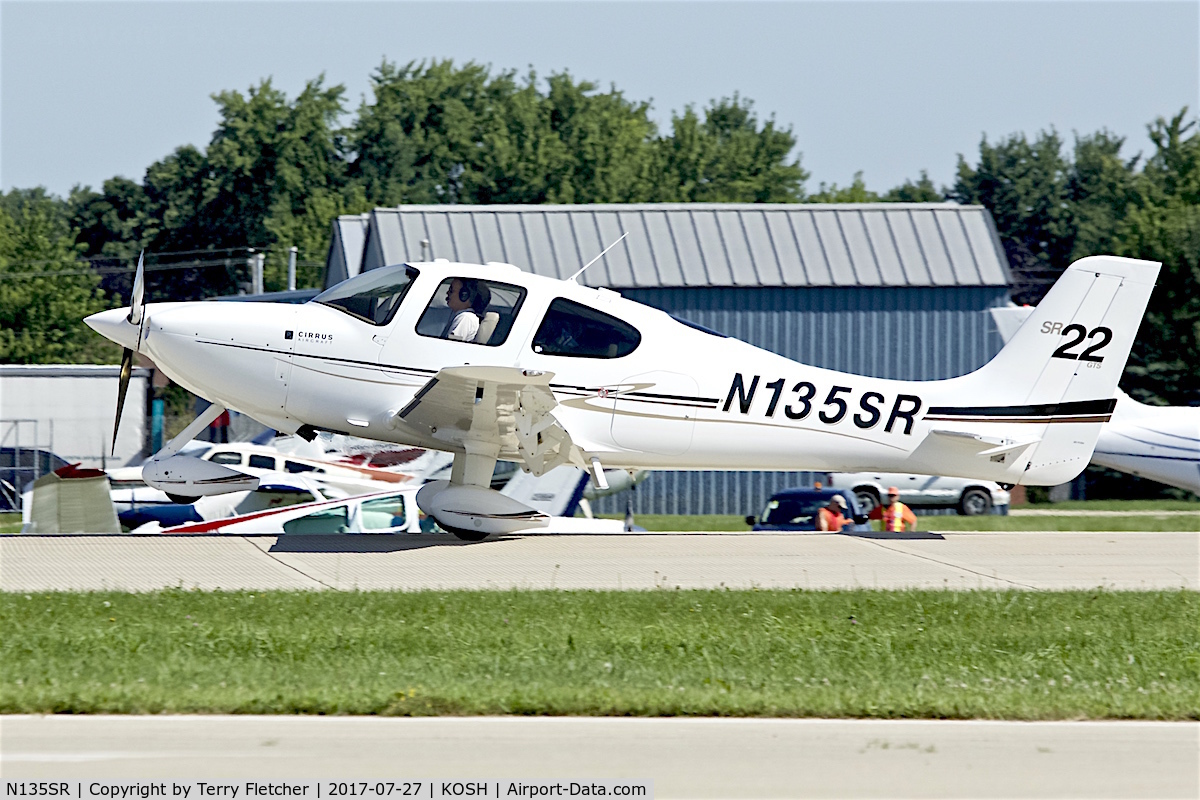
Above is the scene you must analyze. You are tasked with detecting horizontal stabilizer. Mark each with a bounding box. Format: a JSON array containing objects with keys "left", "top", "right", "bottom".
[
  {"left": 929, "top": 428, "right": 1040, "bottom": 458},
  {"left": 978, "top": 440, "right": 1041, "bottom": 457}
]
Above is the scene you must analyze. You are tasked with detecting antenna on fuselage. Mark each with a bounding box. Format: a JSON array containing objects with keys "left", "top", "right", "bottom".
[{"left": 568, "top": 232, "right": 627, "bottom": 283}]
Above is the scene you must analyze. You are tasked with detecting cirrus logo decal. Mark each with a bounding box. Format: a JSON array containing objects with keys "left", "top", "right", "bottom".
[{"left": 292, "top": 331, "right": 333, "bottom": 343}]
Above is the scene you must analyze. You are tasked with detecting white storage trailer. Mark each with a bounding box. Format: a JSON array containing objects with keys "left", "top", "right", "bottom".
[{"left": 1, "top": 365, "right": 150, "bottom": 485}]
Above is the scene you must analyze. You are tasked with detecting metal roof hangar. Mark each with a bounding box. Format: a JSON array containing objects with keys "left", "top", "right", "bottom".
[{"left": 327, "top": 203, "right": 1013, "bottom": 515}]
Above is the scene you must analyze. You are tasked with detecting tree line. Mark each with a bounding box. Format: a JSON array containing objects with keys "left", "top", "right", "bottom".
[{"left": 1, "top": 60, "right": 1195, "bottom": 408}]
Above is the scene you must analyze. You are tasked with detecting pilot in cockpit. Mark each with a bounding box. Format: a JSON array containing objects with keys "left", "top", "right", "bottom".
[{"left": 442, "top": 278, "right": 492, "bottom": 342}]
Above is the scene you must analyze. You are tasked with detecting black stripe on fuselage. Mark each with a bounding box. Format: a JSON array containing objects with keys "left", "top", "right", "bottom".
[
  {"left": 203, "top": 340, "right": 719, "bottom": 409},
  {"left": 925, "top": 398, "right": 1118, "bottom": 420},
  {"left": 627, "top": 390, "right": 721, "bottom": 405},
  {"left": 549, "top": 383, "right": 720, "bottom": 408},
  {"left": 204, "top": 340, "right": 437, "bottom": 376},
  {"left": 550, "top": 388, "right": 716, "bottom": 410},
  {"left": 1094, "top": 451, "right": 1200, "bottom": 463}
]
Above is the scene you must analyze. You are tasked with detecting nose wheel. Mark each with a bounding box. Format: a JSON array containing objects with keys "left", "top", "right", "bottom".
[{"left": 440, "top": 522, "right": 491, "bottom": 542}]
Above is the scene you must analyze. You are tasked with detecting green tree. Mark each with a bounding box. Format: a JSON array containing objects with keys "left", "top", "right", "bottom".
[
  {"left": 70, "top": 176, "right": 151, "bottom": 261},
  {"left": 806, "top": 171, "right": 879, "bottom": 203},
  {"left": 802, "top": 170, "right": 945, "bottom": 204},
  {"left": 0, "top": 194, "right": 118, "bottom": 364},
  {"left": 349, "top": 60, "right": 516, "bottom": 204},
  {"left": 464, "top": 73, "right": 575, "bottom": 204},
  {"left": 349, "top": 61, "right": 659, "bottom": 205},
  {"left": 70, "top": 78, "right": 360, "bottom": 294},
  {"left": 1111, "top": 110, "right": 1200, "bottom": 406},
  {"left": 799, "top": 170, "right": 945, "bottom": 204},
  {"left": 950, "top": 128, "right": 1143, "bottom": 306},
  {"left": 534, "top": 72, "right": 657, "bottom": 202},
  {"left": 950, "top": 129, "right": 1075, "bottom": 270},
  {"left": 1065, "top": 131, "right": 1141, "bottom": 260},
  {"left": 350, "top": 64, "right": 808, "bottom": 206},
  {"left": 60, "top": 63, "right": 813, "bottom": 300},
  {"left": 203, "top": 76, "right": 361, "bottom": 287},
  {"left": 951, "top": 110, "right": 1199, "bottom": 406},
  {"left": 654, "top": 95, "right": 807, "bottom": 202},
  {"left": 883, "top": 171, "right": 944, "bottom": 202}
]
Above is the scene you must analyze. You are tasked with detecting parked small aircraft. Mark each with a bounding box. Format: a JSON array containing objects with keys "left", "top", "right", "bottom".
[
  {"left": 86, "top": 252, "right": 1159, "bottom": 539},
  {"left": 153, "top": 486, "right": 628, "bottom": 536}
]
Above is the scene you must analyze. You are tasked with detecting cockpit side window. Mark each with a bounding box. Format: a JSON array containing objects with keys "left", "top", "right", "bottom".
[
  {"left": 532, "top": 298, "right": 641, "bottom": 358},
  {"left": 415, "top": 278, "right": 527, "bottom": 346},
  {"left": 312, "top": 265, "right": 418, "bottom": 326}
]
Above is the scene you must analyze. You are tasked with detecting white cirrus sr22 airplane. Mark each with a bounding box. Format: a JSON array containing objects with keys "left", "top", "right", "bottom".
[{"left": 87, "top": 252, "right": 1160, "bottom": 539}]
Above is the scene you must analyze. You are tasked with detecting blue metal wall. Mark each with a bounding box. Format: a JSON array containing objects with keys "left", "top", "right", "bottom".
[
  {"left": 621, "top": 285, "right": 1010, "bottom": 380},
  {"left": 593, "top": 285, "right": 1011, "bottom": 516}
]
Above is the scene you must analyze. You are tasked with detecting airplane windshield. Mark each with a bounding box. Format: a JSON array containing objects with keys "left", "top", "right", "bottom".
[
  {"left": 313, "top": 265, "right": 418, "bottom": 326},
  {"left": 760, "top": 498, "right": 822, "bottom": 527}
]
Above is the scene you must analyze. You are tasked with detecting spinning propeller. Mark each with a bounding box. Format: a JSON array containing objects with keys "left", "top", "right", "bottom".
[{"left": 112, "top": 252, "right": 147, "bottom": 455}]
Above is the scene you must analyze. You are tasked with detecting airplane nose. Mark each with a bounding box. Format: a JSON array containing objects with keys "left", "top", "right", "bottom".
[{"left": 85, "top": 307, "right": 140, "bottom": 350}]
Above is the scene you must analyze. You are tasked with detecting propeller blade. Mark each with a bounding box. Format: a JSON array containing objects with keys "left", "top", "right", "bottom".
[
  {"left": 112, "top": 347, "right": 134, "bottom": 456},
  {"left": 128, "top": 251, "right": 145, "bottom": 325}
]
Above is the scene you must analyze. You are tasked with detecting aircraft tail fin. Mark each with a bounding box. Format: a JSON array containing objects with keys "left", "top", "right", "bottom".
[
  {"left": 500, "top": 465, "right": 589, "bottom": 517},
  {"left": 943, "top": 256, "right": 1159, "bottom": 485},
  {"left": 970, "top": 256, "right": 1159, "bottom": 406}
]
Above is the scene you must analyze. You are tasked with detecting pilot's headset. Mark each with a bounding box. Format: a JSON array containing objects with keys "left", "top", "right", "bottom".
[
  {"left": 457, "top": 280, "right": 474, "bottom": 305},
  {"left": 459, "top": 279, "right": 491, "bottom": 315}
]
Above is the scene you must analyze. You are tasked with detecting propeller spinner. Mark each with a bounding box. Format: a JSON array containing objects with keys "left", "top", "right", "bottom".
[{"left": 112, "top": 252, "right": 147, "bottom": 455}]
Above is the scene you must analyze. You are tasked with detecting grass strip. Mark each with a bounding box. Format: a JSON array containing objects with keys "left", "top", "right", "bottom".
[
  {"left": 608, "top": 513, "right": 1198, "bottom": 532},
  {"left": 1020, "top": 499, "right": 1199, "bottom": 512},
  {"left": 2, "top": 589, "right": 1197, "bottom": 719},
  {"left": 915, "top": 515, "right": 1199, "bottom": 532}
]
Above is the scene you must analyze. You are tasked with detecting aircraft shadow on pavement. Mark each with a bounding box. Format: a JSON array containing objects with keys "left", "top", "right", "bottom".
[
  {"left": 266, "top": 532, "right": 652, "bottom": 552},
  {"left": 268, "top": 534, "right": 466, "bottom": 553},
  {"left": 842, "top": 530, "right": 946, "bottom": 541}
]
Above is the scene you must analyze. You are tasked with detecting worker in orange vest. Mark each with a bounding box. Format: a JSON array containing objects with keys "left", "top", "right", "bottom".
[
  {"left": 817, "top": 495, "right": 848, "bottom": 532},
  {"left": 868, "top": 486, "right": 917, "bottom": 532}
]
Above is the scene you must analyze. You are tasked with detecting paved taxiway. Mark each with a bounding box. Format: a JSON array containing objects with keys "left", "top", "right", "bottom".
[
  {"left": 1, "top": 531, "right": 1195, "bottom": 592},
  {"left": 3, "top": 716, "right": 1197, "bottom": 798},
  {"left": 4, "top": 534, "right": 1196, "bottom": 798}
]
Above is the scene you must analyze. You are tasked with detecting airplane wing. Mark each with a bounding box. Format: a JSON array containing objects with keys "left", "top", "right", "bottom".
[{"left": 391, "top": 366, "right": 583, "bottom": 476}]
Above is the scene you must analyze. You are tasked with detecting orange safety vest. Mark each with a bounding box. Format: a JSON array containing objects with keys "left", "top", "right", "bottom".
[
  {"left": 818, "top": 507, "right": 844, "bottom": 532},
  {"left": 879, "top": 501, "right": 915, "bottom": 532}
]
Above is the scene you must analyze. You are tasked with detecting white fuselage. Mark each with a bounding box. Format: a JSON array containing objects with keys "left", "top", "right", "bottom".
[
  {"left": 85, "top": 258, "right": 1157, "bottom": 487},
  {"left": 1092, "top": 392, "right": 1200, "bottom": 494}
]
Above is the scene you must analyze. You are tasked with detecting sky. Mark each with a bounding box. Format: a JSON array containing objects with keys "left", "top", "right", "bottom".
[{"left": 2, "top": 1, "right": 1198, "bottom": 198}]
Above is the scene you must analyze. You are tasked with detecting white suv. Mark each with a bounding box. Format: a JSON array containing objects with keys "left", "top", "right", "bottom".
[{"left": 826, "top": 472, "right": 1010, "bottom": 516}]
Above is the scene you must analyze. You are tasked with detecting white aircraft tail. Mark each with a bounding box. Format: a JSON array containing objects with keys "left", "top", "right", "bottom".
[
  {"left": 972, "top": 256, "right": 1159, "bottom": 405},
  {"left": 500, "top": 465, "right": 589, "bottom": 517},
  {"left": 936, "top": 256, "right": 1160, "bottom": 485}
]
